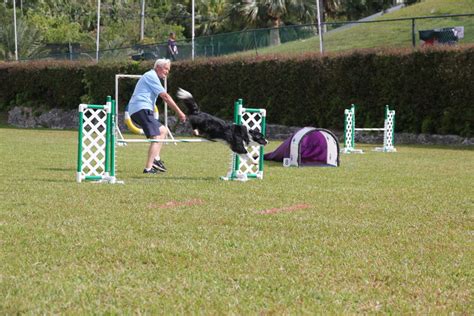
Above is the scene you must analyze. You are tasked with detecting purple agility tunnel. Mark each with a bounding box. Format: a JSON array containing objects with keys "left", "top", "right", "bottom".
[{"left": 264, "top": 127, "right": 340, "bottom": 167}]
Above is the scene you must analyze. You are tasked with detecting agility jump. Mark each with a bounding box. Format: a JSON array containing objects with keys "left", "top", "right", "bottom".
[
  {"left": 342, "top": 104, "right": 396, "bottom": 154},
  {"left": 76, "top": 96, "right": 267, "bottom": 183},
  {"left": 76, "top": 97, "right": 119, "bottom": 183}
]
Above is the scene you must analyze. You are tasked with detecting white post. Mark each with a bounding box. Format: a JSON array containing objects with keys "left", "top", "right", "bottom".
[
  {"left": 140, "top": 0, "right": 145, "bottom": 41},
  {"left": 13, "top": 0, "right": 18, "bottom": 61},
  {"left": 316, "top": 0, "right": 324, "bottom": 54},
  {"left": 96, "top": 0, "right": 101, "bottom": 62},
  {"left": 192, "top": 0, "right": 195, "bottom": 60},
  {"left": 164, "top": 77, "right": 168, "bottom": 130}
]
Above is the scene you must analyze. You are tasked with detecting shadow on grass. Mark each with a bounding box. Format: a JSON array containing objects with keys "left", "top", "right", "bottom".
[
  {"left": 400, "top": 144, "right": 474, "bottom": 151},
  {"left": 40, "top": 167, "right": 73, "bottom": 172},
  {"left": 38, "top": 168, "right": 217, "bottom": 182},
  {"left": 37, "top": 179, "right": 74, "bottom": 183},
  {"left": 264, "top": 161, "right": 284, "bottom": 167},
  {"left": 129, "top": 175, "right": 217, "bottom": 181}
]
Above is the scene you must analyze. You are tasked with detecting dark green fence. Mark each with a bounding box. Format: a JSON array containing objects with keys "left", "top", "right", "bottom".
[{"left": 17, "top": 13, "right": 474, "bottom": 62}]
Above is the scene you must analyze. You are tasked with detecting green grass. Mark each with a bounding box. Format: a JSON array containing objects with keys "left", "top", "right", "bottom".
[
  {"left": 0, "top": 127, "right": 473, "bottom": 313},
  {"left": 249, "top": 0, "right": 474, "bottom": 56}
]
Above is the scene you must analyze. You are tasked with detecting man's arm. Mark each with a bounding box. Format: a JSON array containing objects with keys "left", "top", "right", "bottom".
[{"left": 159, "top": 92, "right": 186, "bottom": 122}]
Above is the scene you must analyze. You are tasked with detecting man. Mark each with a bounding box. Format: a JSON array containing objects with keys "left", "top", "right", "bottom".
[{"left": 127, "top": 58, "right": 186, "bottom": 174}]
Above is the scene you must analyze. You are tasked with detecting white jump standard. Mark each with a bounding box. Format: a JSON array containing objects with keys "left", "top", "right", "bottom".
[
  {"left": 342, "top": 104, "right": 396, "bottom": 154},
  {"left": 76, "top": 97, "right": 119, "bottom": 183}
]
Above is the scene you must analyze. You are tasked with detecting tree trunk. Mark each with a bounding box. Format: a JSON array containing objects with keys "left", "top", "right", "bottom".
[{"left": 269, "top": 17, "right": 281, "bottom": 46}]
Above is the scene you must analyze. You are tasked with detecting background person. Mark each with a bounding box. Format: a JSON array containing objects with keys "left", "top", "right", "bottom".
[
  {"left": 127, "top": 58, "right": 186, "bottom": 174},
  {"left": 167, "top": 32, "right": 178, "bottom": 61}
]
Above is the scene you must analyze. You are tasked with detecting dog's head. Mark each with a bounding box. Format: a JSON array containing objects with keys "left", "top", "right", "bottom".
[
  {"left": 248, "top": 128, "right": 268, "bottom": 146},
  {"left": 176, "top": 88, "right": 199, "bottom": 114}
]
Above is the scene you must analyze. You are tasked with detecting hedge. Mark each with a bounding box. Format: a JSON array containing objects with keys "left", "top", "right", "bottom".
[{"left": 0, "top": 46, "right": 472, "bottom": 136}]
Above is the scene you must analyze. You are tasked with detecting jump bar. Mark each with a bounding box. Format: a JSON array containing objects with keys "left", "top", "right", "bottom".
[
  {"left": 117, "top": 139, "right": 210, "bottom": 143},
  {"left": 354, "top": 128, "right": 385, "bottom": 131}
]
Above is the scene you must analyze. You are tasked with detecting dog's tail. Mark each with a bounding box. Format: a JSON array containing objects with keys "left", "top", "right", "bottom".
[{"left": 177, "top": 88, "right": 199, "bottom": 114}]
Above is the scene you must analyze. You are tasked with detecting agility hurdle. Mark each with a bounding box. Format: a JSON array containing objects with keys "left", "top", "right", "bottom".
[
  {"left": 76, "top": 96, "right": 120, "bottom": 183},
  {"left": 342, "top": 104, "right": 396, "bottom": 154},
  {"left": 77, "top": 96, "right": 265, "bottom": 183},
  {"left": 221, "top": 99, "right": 266, "bottom": 181}
]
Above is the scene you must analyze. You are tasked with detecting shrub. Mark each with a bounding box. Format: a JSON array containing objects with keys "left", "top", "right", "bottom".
[{"left": 1, "top": 46, "right": 473, "bottom": 136}]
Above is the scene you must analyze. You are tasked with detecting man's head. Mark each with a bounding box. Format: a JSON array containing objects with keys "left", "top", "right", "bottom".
[{"left": 154, "top": 58, "right": 171, "bottom": 79}]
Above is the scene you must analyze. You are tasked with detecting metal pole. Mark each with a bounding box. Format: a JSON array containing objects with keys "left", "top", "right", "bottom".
[
  {"left": 13, "top": 0, "right": 18, "bottom": 61},
  {"left": 192, "top": 0, "right": 195, "bottom": 60},
  {"left": 411, "top": 18, "right": 416, "bottom": 48},
  {"left": 140, "top": 0, "right": 145, "bottom": 41},
  {"left": 96, "top": 0, "right": 101, "bottom": 62},
  {"left": 316, "top": 0, "right": 323, "bottom": 54},
  {"left": 253, "top": 30, "right": 258, "bottom": 56}
]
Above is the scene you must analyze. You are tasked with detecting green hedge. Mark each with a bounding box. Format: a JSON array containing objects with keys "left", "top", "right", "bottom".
[
  {"left": 0, "top": 61, "right": 85, "bottom": 111},
  {"left": 0, "top": 46, "right": 472, "bottom": 136},
  {"left": 169, "top": 48, "right": 473, "bottom": 136}
]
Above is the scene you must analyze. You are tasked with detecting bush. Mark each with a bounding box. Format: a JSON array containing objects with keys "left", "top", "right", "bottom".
[
  {"left": 170, "top": 46, "right": 474, "bottom": 136},
  {"left": 0, "top": 46, "right": 473, "bottom": 136},
  {"left": 0, "top": 61, "right": 85, "bottom": 110}
]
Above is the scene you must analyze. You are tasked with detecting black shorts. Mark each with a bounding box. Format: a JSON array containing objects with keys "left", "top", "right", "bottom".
[{"left": 131, "top": 109, "right": 162, "bottom": 138}]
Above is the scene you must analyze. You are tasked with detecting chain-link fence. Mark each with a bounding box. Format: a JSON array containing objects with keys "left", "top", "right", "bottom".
[
  {"left": 23, "top": 13, "right": 474, "bottom": 62},
  {"left": 321, "top": 13, "right": 473, "bottom": 52}
]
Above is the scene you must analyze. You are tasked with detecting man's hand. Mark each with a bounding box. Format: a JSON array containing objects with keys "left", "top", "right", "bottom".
[
  {"left": 178, "top": 111, "right": 186, "bottom": 122},
  {"left": 159, "top": 92, "right": 187, "bottom": 123}
]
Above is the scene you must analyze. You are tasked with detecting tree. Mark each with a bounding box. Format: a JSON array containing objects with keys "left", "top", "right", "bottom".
[
  {"left": 323, "top": 0, "right": 398, "bottom": 21},
  {"left": 234, "top": 0, "right": 316, "bottom": 45},
  {"left": 29, "top": 14, "right": 85, "bottom": 44},
  {"left": 0, "top": 16, "right": 42, "bottom": 60},
  {"left": 196, "top": 0, "right": 233, "bottom": 35}
]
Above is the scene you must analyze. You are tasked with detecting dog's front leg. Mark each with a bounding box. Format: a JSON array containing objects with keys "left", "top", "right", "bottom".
[{"left": 193, "top": 129, "right": 200, "bottom": 136}]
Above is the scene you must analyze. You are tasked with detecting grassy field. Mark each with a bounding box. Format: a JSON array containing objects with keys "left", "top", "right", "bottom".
[
  {"left": 0, "top": 127, "right": 472, "bottom": 313},
  {"left": 247, "top": 0, "right": 474, "bottom": 56}
]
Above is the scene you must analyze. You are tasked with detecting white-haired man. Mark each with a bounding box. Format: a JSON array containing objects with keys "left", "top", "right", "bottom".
[{"left": 127, "top": 58, "right": 186, "bottom": 174}]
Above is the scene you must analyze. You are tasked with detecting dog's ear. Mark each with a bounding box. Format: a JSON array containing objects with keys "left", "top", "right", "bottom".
[
  {"left": 177, "top": 88, "right": 200, "bottom": 114},
  {"left": 176, "top": 88, "right": 193, "bottom": 100},
  {"left": 229, "top": 125, "right": 249, "bottom": 154}
]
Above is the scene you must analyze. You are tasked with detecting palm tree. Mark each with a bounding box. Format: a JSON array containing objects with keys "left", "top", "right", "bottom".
[
  {"left": 235, "top": 0, "right": 316, "bottom": 45},
  {"left": 197, "top": 0, "right": 232, "bottom": 35},
  {"left": 0, "top": 17, "right": 42, "bottom": 60},
  {"left": 323, "top": 0, "right": 344, "bottom": 19}
]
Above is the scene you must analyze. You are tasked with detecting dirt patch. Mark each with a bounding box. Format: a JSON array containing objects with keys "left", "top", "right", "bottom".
[{"left": 149, "top": 199, "right": 204, "bottom": 209}]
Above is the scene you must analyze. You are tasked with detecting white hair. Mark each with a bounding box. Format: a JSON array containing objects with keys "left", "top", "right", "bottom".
[{"left": 154, "top": 58, "right": 171, "bottom": 69}]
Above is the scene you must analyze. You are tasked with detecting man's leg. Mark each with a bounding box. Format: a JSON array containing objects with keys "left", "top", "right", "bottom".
[
  {"left": 146, "top": 126, "right": 168, "bottom": 170},
  {"left": 154, "top": 126, "right": 168, "bottom": 160},
  {"left": 151, "top": 126, "right": 168, "bottom": 171},
  {"left": 145, "top": 138, "right": 160, "bottom": 170},
  {"left": 131, "top": 110, "right": 166, "bottom": 174}
]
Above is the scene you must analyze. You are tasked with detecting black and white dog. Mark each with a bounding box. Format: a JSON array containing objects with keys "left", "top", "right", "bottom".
[{"left": 176, "top": 88, "right": 268, "bottom": 161}]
